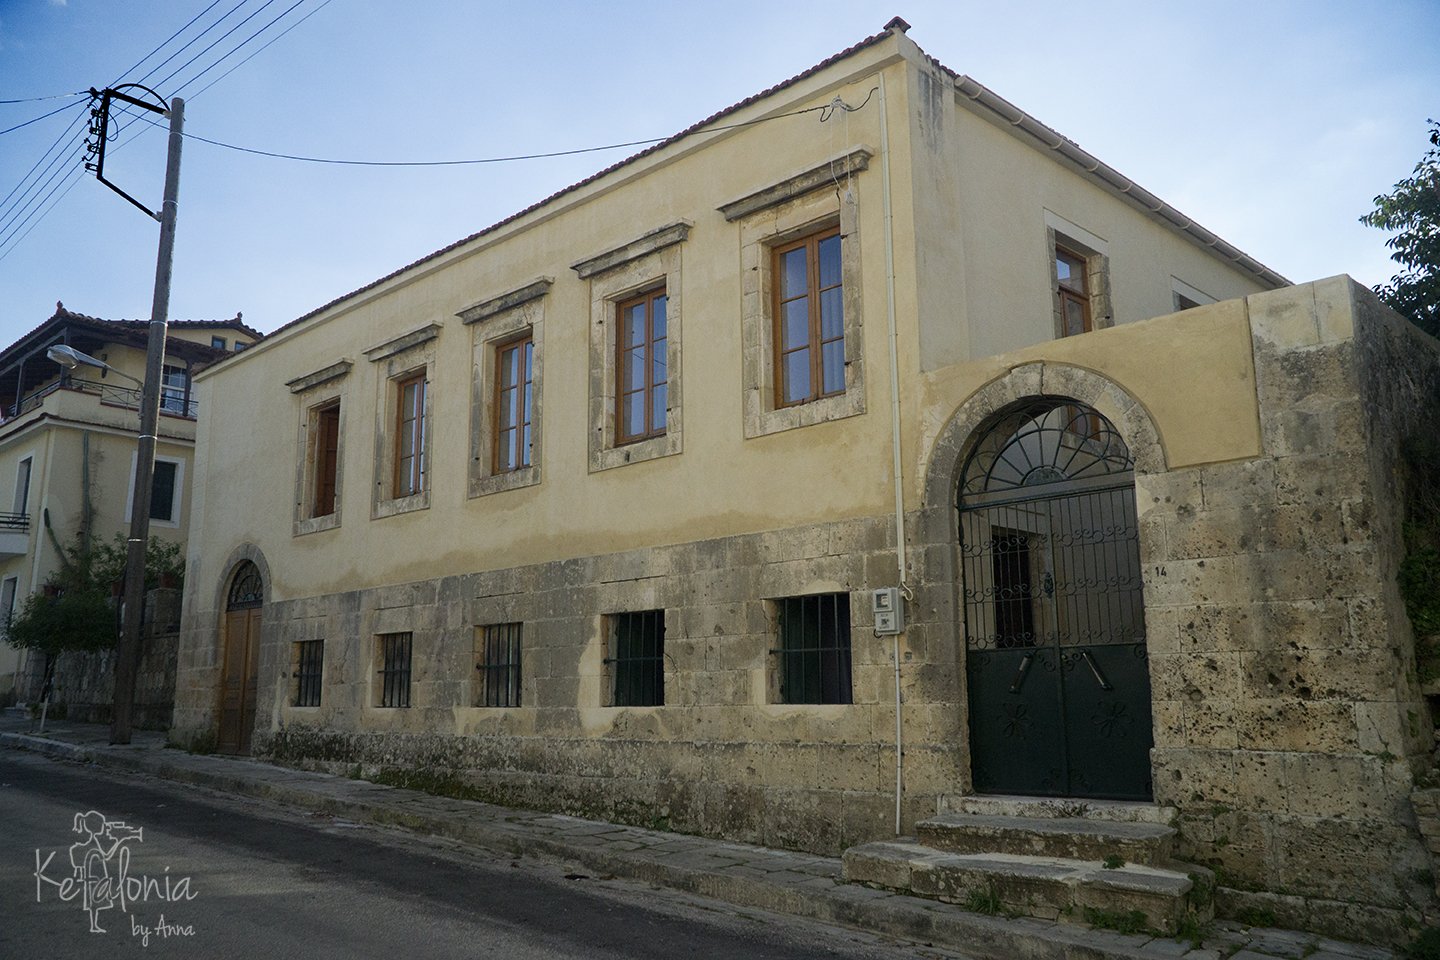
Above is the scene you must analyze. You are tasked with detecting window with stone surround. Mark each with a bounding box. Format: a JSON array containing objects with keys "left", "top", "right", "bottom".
[
  {"left": 394, "top": 372, "right": 426, "bottom": 497},
  {"left": 376, "top": 632, "right": 412, "bottom": 708},
  {"left": 493, "top": 335, "right": 533, "bottom": 473},
  {"left": 574, "top": 224, "right": 686, "bottom": 472},
  {"left": 288, "top": 360, "right": 350, "bottom": 536},
  {"left": 616, "top": 286, "right": 668, "bottom": 444},
  {"left": 459, "top": 279, "right": 548, "bottom": 498},
  {"left": 773, "top": 226, "right": 844, "bottom": 407},
  {"left": 365, "top": 323, "right": 438, "bottom": 519},
  {"left": 1045, "top": 213, "right": 1111, "bottom": 338},
  {"left": 605, "top": 610, "right": 665, "bottom": 707},
  {"left": 474, "top": 623, "right": 522, "bottom": 708},
  {"left": 772, "top": 593, "right": 852, "bottom": 705},
  {"left": 720, "top": 148, "right": 869, "bottom": 439}
]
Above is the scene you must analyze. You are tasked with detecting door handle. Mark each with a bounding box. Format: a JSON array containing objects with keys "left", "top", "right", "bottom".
[
  {"left": 1079, "top": 650, "right": 1113, "bottom": 691},
  {"left": 1008, "top": 653, "right": 1034, "bottom": 694}
]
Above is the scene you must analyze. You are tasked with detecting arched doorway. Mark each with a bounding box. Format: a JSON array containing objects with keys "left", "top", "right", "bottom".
[
  {"left": 217, "top": 561, "right": 263, "bottom": 755},
  {"left": 958, "top": 399, "right": 1153, "bottom": 800}
]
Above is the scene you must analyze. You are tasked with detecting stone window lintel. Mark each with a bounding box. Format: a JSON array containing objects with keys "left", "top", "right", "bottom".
[
  {"left": 718, "top": 147, "right": 873, "bottom": 222},
  {"left": 364, "top": 322, "right": 442, "bottom": 363},
  {"left": 572, "top": 222, "right": 691, "bottom": 280},
  {"left": 286, "top": 360, "right": 352, "bottom": 394},
  {"left": 458, "top": 278, "right": 554, "bottom": 325}
]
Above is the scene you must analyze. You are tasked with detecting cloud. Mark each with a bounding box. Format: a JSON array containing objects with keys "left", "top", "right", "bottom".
[{"left": 47, "top": 0, "right": 67, "bottom": 6}]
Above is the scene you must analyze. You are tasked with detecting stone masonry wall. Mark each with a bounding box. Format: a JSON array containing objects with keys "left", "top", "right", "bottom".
[
  {"left": 1139, "top": 280, "right": 1434, "bottom": 941},
  {"left": 174, "top": 516, "right": 964, "bottom": 856},
  {"left": 46, "top": 588, "right": 182, "bottom": 730}
]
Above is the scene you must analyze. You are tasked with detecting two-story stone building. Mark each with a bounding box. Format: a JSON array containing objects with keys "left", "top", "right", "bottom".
[{"left": 170, "top": 20, "right": 1440, "bottom": 943}]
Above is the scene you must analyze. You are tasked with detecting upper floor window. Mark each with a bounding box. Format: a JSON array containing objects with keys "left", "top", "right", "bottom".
[
  {"left": 160, "top": 364, "right": 191, "bottom": 415},
  {"left": 1055, "top": 245, "right": 1092, "bottom": 337},
  {"left": 493, "top": 335, "right": 533, "bottom": 474},
  {"left": 311, "top": 401, "right": 340, "bottom": 518},
  {"left": 211, "top": 335, "right": 227, "bottom": 349},
  {"left": 773, "top": 226, "right": 844, "bottom": 407},
  {"left": 394, "top": 373, "right": 426, "bottom": 498},
  {"left": 616, "top": 288, "right": 668, "bottom": 444},
  {"left": 150, "top": 459, "right": 178, "bottom": 522}
]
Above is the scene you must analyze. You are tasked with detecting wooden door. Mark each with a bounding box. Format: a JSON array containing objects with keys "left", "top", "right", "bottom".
[{"left": 217, "top": 608, "right": 260, "bottom": 754}]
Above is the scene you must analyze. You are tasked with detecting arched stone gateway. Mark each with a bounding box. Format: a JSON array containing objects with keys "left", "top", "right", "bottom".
[
  {"left": 217, "top": 560, "right": 264, "bottom": 755},
  {"left": 957, "top": 398, "right": 1153, "bottom": 800}
]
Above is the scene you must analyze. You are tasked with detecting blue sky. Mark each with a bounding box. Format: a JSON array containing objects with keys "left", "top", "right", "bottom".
[{"left": 0, "top": 1, "right": 1435, "bottom": 342}]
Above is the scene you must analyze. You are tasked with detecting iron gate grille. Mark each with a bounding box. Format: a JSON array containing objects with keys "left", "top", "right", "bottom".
[{"left": 958, "top": 401, "right": 1153, "bottom": 801}]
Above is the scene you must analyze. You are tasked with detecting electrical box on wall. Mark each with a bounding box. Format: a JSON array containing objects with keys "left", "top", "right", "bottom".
[{"left": 871, "top": 587, "right": 904, "bottom": 635}]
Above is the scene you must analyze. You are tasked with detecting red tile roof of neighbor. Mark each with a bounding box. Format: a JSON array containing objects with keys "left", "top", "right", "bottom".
[{"left": 0, "top": 304, "right": 261, "bottom": 368}]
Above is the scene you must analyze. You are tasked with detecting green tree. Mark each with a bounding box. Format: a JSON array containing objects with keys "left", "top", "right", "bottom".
[
  {"left": 1360, "top": 120, "right": 1440, "bottom": 337},
  {"left": 6, "top": 533, "right": 184, "bottom": 656}
]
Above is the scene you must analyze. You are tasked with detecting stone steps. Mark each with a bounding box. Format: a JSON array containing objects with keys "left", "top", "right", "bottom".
[
  {"left": 843, "top": 840, "right": 1212, "bottom": 934},
  {"left": 917, "top": 812, "right": 1177, "bottom": 867},
  {"left": 938, "top": 794, "right": 1179, "bottom": 826}
]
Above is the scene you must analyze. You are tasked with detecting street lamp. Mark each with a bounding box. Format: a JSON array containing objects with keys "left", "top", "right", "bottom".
[
  {"left": 45, "top": 344, "right": 144, "bottom": 388},
  {"left": 46, "top": 339, "right": 163, "bottom": 744}
]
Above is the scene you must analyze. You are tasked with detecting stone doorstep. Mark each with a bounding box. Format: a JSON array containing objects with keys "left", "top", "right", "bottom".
[
  {"left": 843, "top": 841, "right": 1208, "bottom": 933},
  {"left": 918, "top": 813, "right": 1178, "bottom": 867},
  {"left": 940, "top": 794, "right": 1180, "bottom": 826}
]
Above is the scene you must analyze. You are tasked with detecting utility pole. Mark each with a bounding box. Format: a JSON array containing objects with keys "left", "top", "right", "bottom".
[{"left": 110, "top": 96, "right": 185, "bottom": 745}]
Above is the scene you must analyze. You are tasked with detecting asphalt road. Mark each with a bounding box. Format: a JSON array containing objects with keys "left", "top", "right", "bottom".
[{"left": 0, "top": 750, "right": 970, "bottom": 959}]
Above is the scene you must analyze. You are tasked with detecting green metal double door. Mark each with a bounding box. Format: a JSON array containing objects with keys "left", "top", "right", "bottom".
[{"left": 960, "top": 481, "right": 1154, "bottom": 801}]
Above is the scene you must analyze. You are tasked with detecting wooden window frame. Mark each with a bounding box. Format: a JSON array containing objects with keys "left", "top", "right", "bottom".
[
  {"left": 772, "top": 225, "right": 844, "bottom": 408},
  {"left": 393, "top": 372, "right": 427, "bottom": 498},
  {"left": 311, "top": 401, "right": 341, "bottom": 518},
  {"left": 491, "top": 334, "right": 534, "bottom": 475},
  {"left": 1055, "top": 244, "right": 1093, "bottom": 337},
  {"left": 615, "top": 286, "right": 669, "bottom": 445}
]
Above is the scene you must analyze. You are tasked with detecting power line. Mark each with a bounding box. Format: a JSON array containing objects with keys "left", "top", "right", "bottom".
[
  {"left": 0, "top": 100, "right": 87, "bottom": 138},
  {"left": 113, "top": 0, "right": 229, "bottom": 86},
  {"left": 174, "top": 0, "right": 308, "bottom": 98},
  {"left": 151, "top": 0, "right": 281, "bottom": 93},
  {"left": 133, "top": 0, "right": 251, "bottom": 90},
  {"left": 0, "top": 92, "right": 87, "bottom": 105},
  {"left": 127, "top": 95, "right": 871, "bottom": 167},
  {"left": 188, "top": 0, "right": 335, "bottom": 101}
]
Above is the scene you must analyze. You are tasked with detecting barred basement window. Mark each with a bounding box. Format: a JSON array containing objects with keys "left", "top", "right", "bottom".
[
  {"left": 607, "top": 610, "right": 664, "bottom": 707},
  {"left": 475, "top": 623, "right": 522, "bottom": 707},
  {"left": 293, "top": 640, "right": 324, "bottom": 707},
  {"left": 774, "top": 593, "right": 852, "bottom": 704},
  {"left": 376, "top": 632, "right": 412, "bottom": 708}
]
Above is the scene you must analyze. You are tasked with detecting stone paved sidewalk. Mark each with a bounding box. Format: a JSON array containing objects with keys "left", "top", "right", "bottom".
[{"left": 0, "top": 714, "right": 1396, "bottom": 960}]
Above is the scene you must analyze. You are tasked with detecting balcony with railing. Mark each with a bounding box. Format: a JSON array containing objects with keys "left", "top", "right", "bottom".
[
  {"left": 0, "top": 511, "right": 29, "bottom": 559},
  {"left": 2, "top": 375, "right": 198, "bottom": 426}
]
